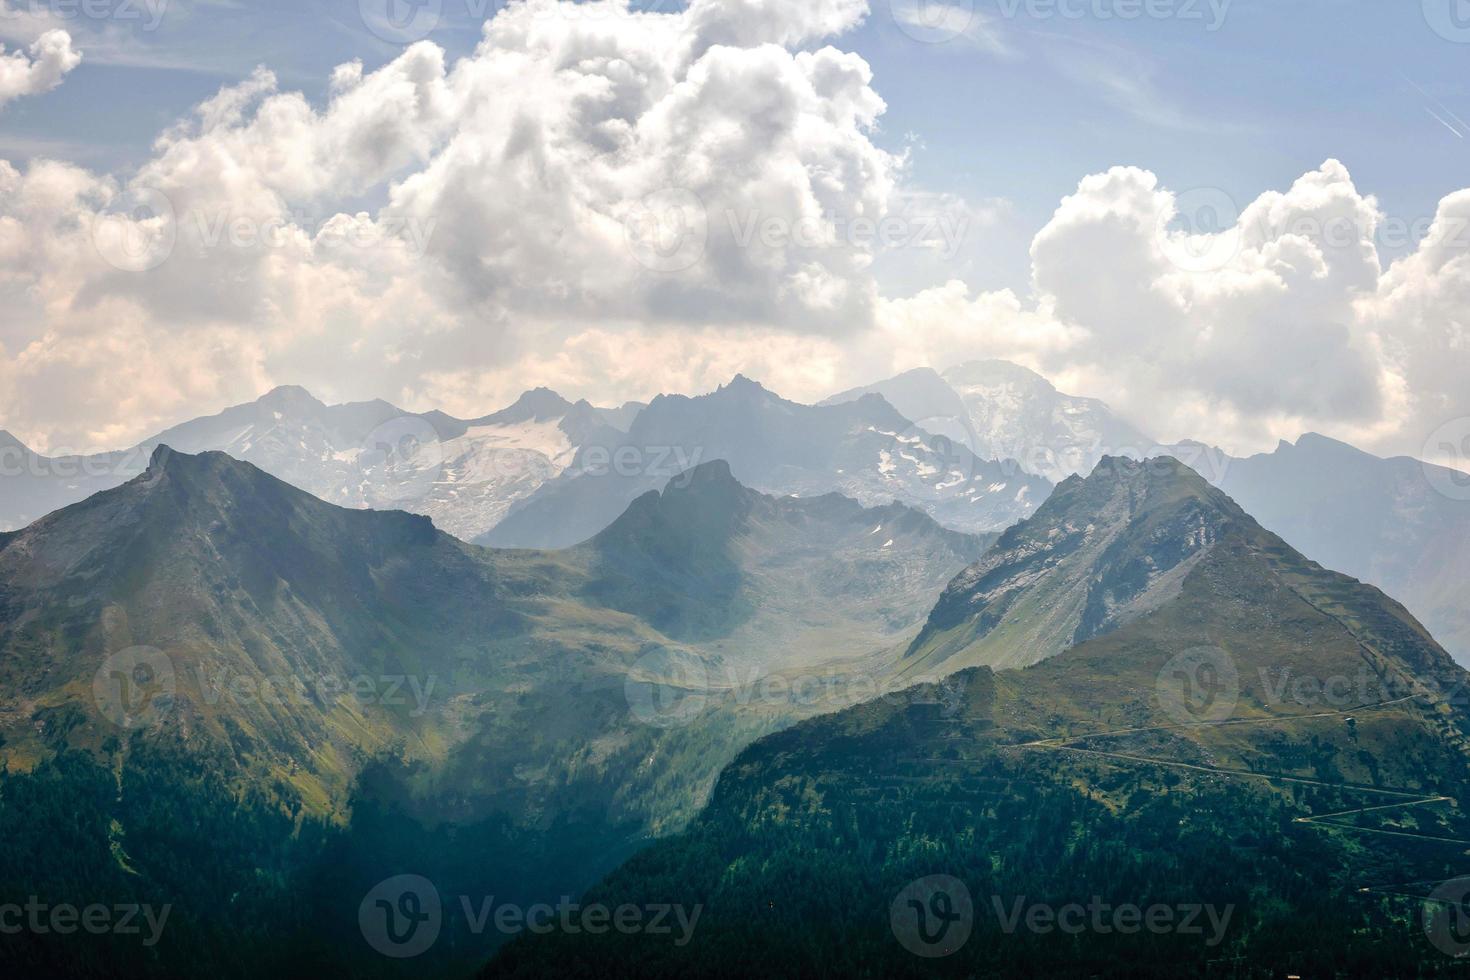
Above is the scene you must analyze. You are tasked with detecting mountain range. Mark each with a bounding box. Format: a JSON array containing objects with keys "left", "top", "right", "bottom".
[
  {"left": 484, "top": 455, "right": 1470, "bottom": 977},
  {"left": 1167, "top": 433, "right": 1470, "bottom": 663},
  {"left": 0, "top": 445, "right": 988, "bottom": 975},
  {"left": 823, "top": 360, "right": 1156, "bottom": 483},
  {"left": 481, "top": 375, "right": 1051, "bottom": 550},
  {"left": 6, "top": 370, "right": 1467, "bottom": 676},
  {"left": 0, "top": 386, "right": 631, "bottom": 541}
]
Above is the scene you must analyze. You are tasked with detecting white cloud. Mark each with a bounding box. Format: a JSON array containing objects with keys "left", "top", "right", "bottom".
[
  {"left": 874, "top": 159, "right": 1470, "bottom": 460},
  {"left": 0, "top": 29, "right": 80, "bottom": 109},
  {"left": 0, "top": 0, "right": 1467, "bottom": 469},
  {"left": 0, "top": 0, "right": 901, "bottom": 450}
]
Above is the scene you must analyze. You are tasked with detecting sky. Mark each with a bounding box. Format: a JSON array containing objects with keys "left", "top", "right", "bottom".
[{"left": 0, "top": 0, "right": 1468, "bottom": 471}]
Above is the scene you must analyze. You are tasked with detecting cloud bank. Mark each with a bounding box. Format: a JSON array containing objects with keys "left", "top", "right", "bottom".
[{"left": 0, "top": 0, "right": 1467, "bottom": 471}]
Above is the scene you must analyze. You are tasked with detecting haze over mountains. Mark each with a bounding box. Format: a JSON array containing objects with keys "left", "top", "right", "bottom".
[
  {"left": 5, "top": 362, "right": 1469, "bottom": 675},
  {"left": 0, "top": 445, "right": 989, "bottom": 974},
  {"left": 1167, "top": 433, "right": 1470, "bottom": 663},
  {"left": 486, "top": 455, "right": 1470, "bottom": 977},
  {"left": 0, "top": 446, "right": 982, "bottom": 809},
  {"left": 0, "top": 386, "right": 630, "bottom": 540},
  {"left": 903, "top": 456, "right": 1236, "bottom": 676},
  {"left": 823, "top": 360, "right": 1157, "bottom": 483},
  {"left": 4, "top": 401, "right": 1469, "bottom": 974},
  {"left": 481, "top": 376, "right": 1051, "bottom": 549}
]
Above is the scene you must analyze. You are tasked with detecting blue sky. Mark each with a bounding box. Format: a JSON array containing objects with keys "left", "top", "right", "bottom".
[
  {"left": 6, "top": 0, "right": 1469, "bottom": 297},
  {"left": 3, "top": 0, "right": 1470, "bottom": 463}
]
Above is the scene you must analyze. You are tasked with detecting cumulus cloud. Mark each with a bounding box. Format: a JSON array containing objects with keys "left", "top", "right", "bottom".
[
  {"left": 875, "top": 158, "right": 1470, "bottom": 460},
  {"left": 0, "top": 29, "right": 80, "bottom": 109},
  {"left": 0, "top": 0, "right": 900, "bottom": 450},
  {"left": 0, "top": 0, "right": 1468, "bottom": 469},
  {"left": 1025, "top": 160, "right": 1390, "bottom": 445}
]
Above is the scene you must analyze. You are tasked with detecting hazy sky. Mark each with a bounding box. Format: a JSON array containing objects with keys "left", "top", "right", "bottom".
[{"left": 2, "top": 0, "right": 1469, "bottom": 469}]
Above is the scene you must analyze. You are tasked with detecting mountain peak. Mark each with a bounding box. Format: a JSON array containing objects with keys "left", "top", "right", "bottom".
[
  {"left": 907, "top": 453, "right": 1243, "bottom": 671},
  {"left": 474, "top": 387, "right": 577, "bottom": 427},
  {"left": 512, "top": 387, "right": 575, "bottom": 416},
  {"left": 256, "top": 384, "right": 323, "bottom": 411},
  {"left": 0, "top": 429, "right": 32, "bottom": 454},
  {"left": 666, "top": 458, "right": 736, "bottom": 492},
  {"left": 1291, "top": 432, "right": 1368, "bottom": 458},
  {"left": 147, "top": 442, "right": 177, "bottom": 472},
  {"left": 717, "top": 374, "right": 773, "bottom": 398},
  {"left": 943, "top": 359, "right": 1056, "bottom": 394}
]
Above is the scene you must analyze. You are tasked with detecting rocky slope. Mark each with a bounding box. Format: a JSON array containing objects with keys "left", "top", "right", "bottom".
[
  {"left": 0, "top": 386, "right": 632, "bottom": 541},
  {"left": 483, "top": 376, "right": 1050, "bottom": 550}
]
